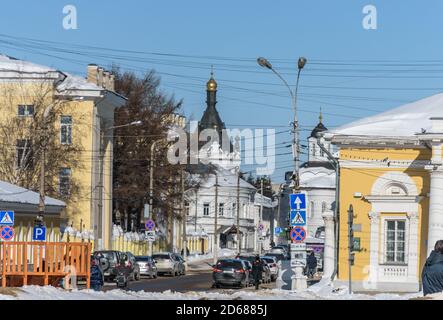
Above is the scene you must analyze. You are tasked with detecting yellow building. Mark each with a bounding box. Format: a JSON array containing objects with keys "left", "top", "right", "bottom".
[
  {"left": 324, "top": 93, "right": 443, "bottom": 292},
  {"left": 0, "top": 55, "right": 126, "bottom": 250}
]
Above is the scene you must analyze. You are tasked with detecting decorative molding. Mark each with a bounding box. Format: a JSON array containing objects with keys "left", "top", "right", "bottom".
[
  {"left": 370, "top": 171, "right": 418, "bottom": 196},
  {"left": 407, "top": 211, "right": 419, "bottom": 221},
  {"left": 339, "top": 159, "right": 429, "bottom": 169},
  {"left": 368, "top": 211, "right": 380, "bottom": 222}
]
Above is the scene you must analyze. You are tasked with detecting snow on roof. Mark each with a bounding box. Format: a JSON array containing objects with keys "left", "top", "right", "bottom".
[
  {"left": 254, "top": 193, "right": 276, "bottom": 208},
  {"left": 300, "top": 166, "right": 336, "bottom": 189},
  {"left": 0, "top": 181, "right": 65, "bottom": 207},
  {"left": 327, "top": 92, "right": 443, "bottom": 138},
  {"left": 198, "top": 166, "right": 256, "bottom": 190},
  {"left": 0, "top": 54, "right": 59, "bottom": 74},
  {"left": 57, "top": 72, "right": 103, "bottom": 91}
]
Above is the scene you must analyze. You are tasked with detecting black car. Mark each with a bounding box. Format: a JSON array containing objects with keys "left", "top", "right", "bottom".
[
  {"left": 93, "top": 250, "right": 123, "bottom": 282},
  {"left": 212, "top": 259, "right": 250, "bottom": 288},
  {"left": 236, "top": 255, "right": 271, "bottom": 284}
]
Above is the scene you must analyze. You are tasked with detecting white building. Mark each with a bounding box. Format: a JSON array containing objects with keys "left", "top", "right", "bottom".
[{"left": 185, "top": 73, "right": 268, "bottom": 254}]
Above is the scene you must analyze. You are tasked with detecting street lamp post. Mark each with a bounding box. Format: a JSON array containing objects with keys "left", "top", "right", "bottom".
[
  {"left": 257, "top": 56, "right": 307, "bottom": 291},
  {"left": 257, "top": 57, "right": 306, "bottom": 192}
]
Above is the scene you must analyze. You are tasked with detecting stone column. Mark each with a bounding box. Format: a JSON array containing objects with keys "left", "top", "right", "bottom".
[
  {"left": 322, "top": 210, "right": 335, "bottom": 279},
  {"left": 407, "top": 211, "right": 420, "bottom": 283},
  {"left": 367, "top": 211, "right": 380, "bottom": 288},
  {"left": 427, "top": 168, "right": 443, "bottom": 255}
]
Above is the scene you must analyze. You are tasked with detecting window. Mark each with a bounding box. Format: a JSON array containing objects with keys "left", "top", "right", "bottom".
[
  {"left": 16, "top": 139, "right": 33, "bottom": 169},
  {"left": 60, "top": 116, "right": 72, "bottom": 145},
  {"left": 322, "top": 202, "right": 327, "bottom": 213},
  {"left": 17, "top": 105, "right": 34, "bottom": 117},
  {"left": 59, "top": 168, "right": 71, "bottom": 197},
  {"left": 184, "top": 201, "right": 190, "bottom": 216},
  {"left": 385, "top": 220, "right": 406, "bottom": 264},
  {"left": 232, "top": 203, "right": 237, "bottom": 217},
  {"left": 219, "top": 203, "right": 224, "bottom": 216},
  {"left": 203, "top": 203, "right": 210, "bottom": 216}
]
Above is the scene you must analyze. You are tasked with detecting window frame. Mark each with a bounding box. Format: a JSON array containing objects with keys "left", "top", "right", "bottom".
[
  {"left": 203, "top": 203, "right": 210, "bottom": 216},
  {"left": 60, "top": 115, "right": 73, "bottom": 145},
  {"left": 381, "top": 215, "right": 408, "bottom": 265},
  {"left": 59, "top": 167, "right": 72, "bottom": 197},
  {"left": 218, "top": 203, "right": 224, "bottom": 216},
  {"left": 17, "top": 105, "right": 34, "bottom": 117}
]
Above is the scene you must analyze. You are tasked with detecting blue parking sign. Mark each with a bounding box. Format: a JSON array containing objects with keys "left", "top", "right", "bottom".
[
  {"left": 289, "top": 193, "right": 306, "bottom": 210},
  {"left": 33, "top": 226, "right": 46, "bottom": 241}
]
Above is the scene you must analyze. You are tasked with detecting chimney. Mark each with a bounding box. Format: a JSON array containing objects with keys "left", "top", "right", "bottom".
[
  {"left": 87, "top": 64, "right": 99, "bottom": 85},
  {"left": 109, "top": 74, "right": 115, "bottom": 91},
  {"left": 98, "top": 67, "right": 104, "bottom": 87},
  {"left": 103, "top": 70, "right": 110, "bottom": 90}
]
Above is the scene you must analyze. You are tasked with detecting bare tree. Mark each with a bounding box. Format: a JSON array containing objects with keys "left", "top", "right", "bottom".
[{"left": 0, "top": 79, "right": 84, "bottom": 201}]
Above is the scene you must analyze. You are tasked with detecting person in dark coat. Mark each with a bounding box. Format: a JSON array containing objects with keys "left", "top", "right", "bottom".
[
  {"left": 422, "top": 240, "right": 443, "bottom": 296},
  {"left": 90, "top": 257, "right": 104, "bottom": 291},
  {"left": 307, "top": 252, "right": 318, "bottom": 278},
  {"left": 251, "top": 255, "right": 264, "bottom": 290}
]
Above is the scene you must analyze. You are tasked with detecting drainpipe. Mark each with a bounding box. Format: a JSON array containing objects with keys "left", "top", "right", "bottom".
[{"left": 316, "top": 134, "right": 340, "bottom": 282}]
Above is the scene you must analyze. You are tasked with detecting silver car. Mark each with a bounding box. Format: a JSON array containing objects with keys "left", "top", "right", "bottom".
[
  {"left": 261, "top": 256, "right": 279, "bottom": 281},
  {"left": 135, "top": 256, "right": 158, "bottom": 278},
  {"left": 152, "top": 252, "right": 184, "bottom": 276}
]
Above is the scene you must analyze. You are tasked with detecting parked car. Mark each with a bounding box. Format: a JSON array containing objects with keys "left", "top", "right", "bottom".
[
  {"left": 243, "top": 260, "right": 254, "bottom": 286},
  {"left": 264, "top": 252, "right": 287, "bottom": 262},
  {"left": 269, "top": 246, "right": 288, "bottom": 257},
  {"left": 172, "top": 253, "right": 186, "bottom": 275},
  {"left": 236, "top": 255, "right": 271, "bottom": 284},
  {"left": 261, "top": 256, "right": 279, "bottom": 281},
  {"left": 93, "top": 250, "right": 123, "bottom": 282},
  {"left": 125, "top": 251, "right": 141, "bottom": 281},
  {"left": 212, "top": 259, "right": 250, "bottom": 288},
  {"left": 152, "top": 252, "right": 182, "bottom": 276},
  {"left": 135, "top": 256, "right": 158, "bottom": 278}
]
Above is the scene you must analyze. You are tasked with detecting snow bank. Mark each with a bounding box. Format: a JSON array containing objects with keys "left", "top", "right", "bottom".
[{"left": 0, "top": 285, "right": 423, "bottom": 300}]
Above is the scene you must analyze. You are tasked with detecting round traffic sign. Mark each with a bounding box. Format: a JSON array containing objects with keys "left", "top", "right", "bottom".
[
  {"left": 0, "top": 226, "right": 14, "bottom": 241},
  {"left": 290, "top": 226, "right": 306, "bottom": 243},
  {"left": 258, "top": 223, "right": 264, "bottom": 231},
  {"left": 145, "top": 219, "right": 155, "bottom": 231}
]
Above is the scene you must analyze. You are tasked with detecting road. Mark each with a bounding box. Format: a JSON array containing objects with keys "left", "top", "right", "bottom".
[{"left": 103, "top": 270, "right": 279, "bottom": 293}]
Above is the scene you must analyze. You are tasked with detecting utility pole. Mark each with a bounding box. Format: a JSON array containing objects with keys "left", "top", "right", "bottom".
[
  {"left": 181, "top": 169, "right": 187, "bottom": 257},
  {"left": 96, "top": 128, "right": 105, "bottom": 250},
  {"left": 148, "top": 140, "right": 156, "bottom": 256},
  {"left": 37, "top": 142, "right": 46, "bottom": 227},
  {"left": 194, "top": 191, "right": 198, "bottom": 233},
  {"left": 213, "top": 173, "right": 219, "bottom": 265},
  {"left": 236, "top": 167, "right": 241, "bottom": 254},
  {"left": 259, "top": 178, "right": 264, "bottom": 254},
  {"left": 348, "top": 204, "right": 354, "bottom": 294}
]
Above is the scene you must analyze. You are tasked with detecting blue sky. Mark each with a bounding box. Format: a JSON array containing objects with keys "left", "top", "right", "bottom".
[{"left": 1, "top": 0, "right": 443, "bottom": 182}]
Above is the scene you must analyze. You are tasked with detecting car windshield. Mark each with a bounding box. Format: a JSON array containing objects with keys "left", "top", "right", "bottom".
[
  {"left": 152, "top": 254, "right": 170, "bottom": 260},
  {"left": 135, "top": 256, "right": 151, "bottom": 262},
  {"left": 98, "top": 252, "right": 116, "bottom": 261},
  {"left": 262, "top": 258, "right": 274, "bottom": 263},
  {"left": 217, "top": 261, "right": 242, "bottom": 269}
]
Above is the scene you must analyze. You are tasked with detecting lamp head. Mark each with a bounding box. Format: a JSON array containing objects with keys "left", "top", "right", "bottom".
[{"left": 257, "top": 57, "right": 273, "bottom": 70}]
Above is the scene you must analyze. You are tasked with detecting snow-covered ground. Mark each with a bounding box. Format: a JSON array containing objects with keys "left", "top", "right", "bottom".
[
  {"left": 186, "top": 248, "right": 236, "bottom": 263},
  {"left": 0, "top": 283, "right": 426, "bottom": 300}
]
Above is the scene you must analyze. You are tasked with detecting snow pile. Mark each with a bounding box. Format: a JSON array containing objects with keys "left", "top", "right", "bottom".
[
  {"left": 0, "top": 285, "right": 423, "bottom": 300},
  {"left": 187, "top": 248, "right": 236, "bottom": 263}
]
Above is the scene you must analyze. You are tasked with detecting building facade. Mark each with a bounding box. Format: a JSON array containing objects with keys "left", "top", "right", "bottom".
[
  {"left": 0, "top": 55, "right": 125, "bottom": 249},
  {"left": 324, "top": 92, "right": 443, "bottom": 292}
]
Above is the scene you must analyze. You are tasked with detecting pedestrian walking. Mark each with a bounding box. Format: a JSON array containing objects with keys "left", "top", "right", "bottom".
[
  {"left": 90, "top": 256, "right": 104, "bottom": 291},
  {"left": 307, "top": 251, "right": 317, "bottom": 279},
  {"left": 422, "top": 240, "right": 443, "bottom": 296},
  {"left": 252, "top": 255, "right": 264, "bottom": 290}
]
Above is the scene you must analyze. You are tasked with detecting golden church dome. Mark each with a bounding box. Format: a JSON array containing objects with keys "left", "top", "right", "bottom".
[{"left": 207, "top": 77, "right": 217, "bottom": 91}]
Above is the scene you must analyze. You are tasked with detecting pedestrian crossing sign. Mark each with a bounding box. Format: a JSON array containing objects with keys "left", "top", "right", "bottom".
[
  {"left": 0, "top": 211, "right": 14, "bottom": 226},
  {"left": 290, "top": 210, "right": 306, "bottom": 227}
]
